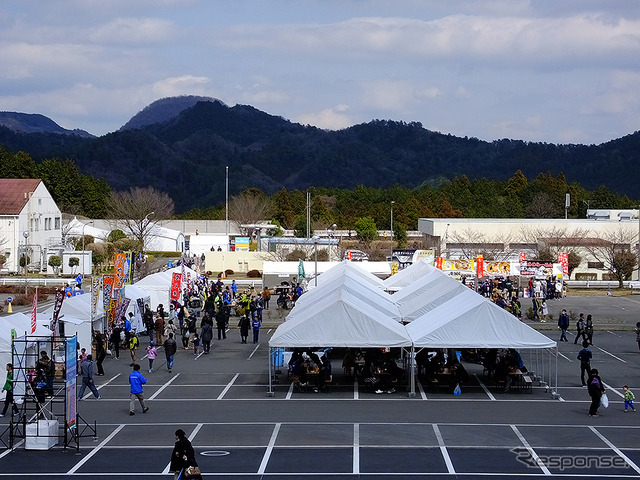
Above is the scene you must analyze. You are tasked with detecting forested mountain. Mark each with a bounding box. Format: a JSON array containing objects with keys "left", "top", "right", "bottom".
[
  {"left": 0, "top": 97, "right": 638, "bottom": 212},
  {"left": 0, "top": 112, "right": 93, "bottom": 137}
]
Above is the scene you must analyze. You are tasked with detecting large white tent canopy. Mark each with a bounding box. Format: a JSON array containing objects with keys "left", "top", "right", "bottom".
[
  {"left": 383, "top": 259, "right": 438, "bottom": 289},
  {"left": 134, "top": 265, "right": 198, "bottom": 308}
]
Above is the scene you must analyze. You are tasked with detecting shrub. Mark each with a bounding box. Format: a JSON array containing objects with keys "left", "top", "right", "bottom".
[
  {"left": 247, "top": 269, "right": 261, "bottom": 278},
  {"left": 225, "top": 269, "right": 234, "bottom": 276},
  {"left": 68, "top": 257, "right": 80, "bottom": 268},
  {"left": 0, "top": 254, "right": 6, "bottom": 265}
]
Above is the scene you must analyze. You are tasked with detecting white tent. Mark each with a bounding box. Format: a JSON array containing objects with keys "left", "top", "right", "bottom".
[
  {"left": 291, "top": 272, "right": 400, "bottom": 321},
  {"left": 269, "top": 289, "right": 408, "bottom": 349},
  {"left": 392, "top": 270, "right": 470, "bottom": 322},
  {"left": 41, "top": 293, "right": 104, "bottom": 351},
  {"left": 144, "top": 225, "right": 186, "bottom": 252},
  {"left": 65, "top": 217, "right": 109, "bottom": 242},
  {"left": 313, "top": 260, "right": 387, "bottom": 289},
  {"left": 384, "top": 259, "right": 438, "bottom": 289},
  {"left": 0, "top": 313, "right": 52, "bottom": 400},
  {"left": 135, "top": 266, "right": 198, "bottom": 308},
  {"left": 406, "top": 288, "right": 556, "bottom": 349}
]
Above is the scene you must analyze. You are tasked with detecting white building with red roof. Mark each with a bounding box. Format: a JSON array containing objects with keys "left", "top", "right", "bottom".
[{"left": 0, "top": 179, "right": 62, "bottom": 273}]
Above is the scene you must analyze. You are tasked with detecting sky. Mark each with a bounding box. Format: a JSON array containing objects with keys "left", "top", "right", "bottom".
[{"left": 1, "top": 0, "right": 639, "bottom": 144}]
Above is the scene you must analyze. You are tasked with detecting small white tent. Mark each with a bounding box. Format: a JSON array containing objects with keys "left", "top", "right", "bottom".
[
  {"left": 406, "top": 288, "right": 556, "bottom": 349},
  {"left": 135, "top": 266, "right": 198, "bottom": 308},
  {"left": 41, "top": 293, "right": 104, "bottom": 351},
  {"left": 291, "top": 272, "right": 400, "bottom": 321},
  {"left": 269, "top": 289, "right": 408, "bottom": 349},
  {"left": 384, "top": 259, "right": 438, "bottom": 289},
  {"left": 313, "top": 260, "right": 387, "bottom": 289}
]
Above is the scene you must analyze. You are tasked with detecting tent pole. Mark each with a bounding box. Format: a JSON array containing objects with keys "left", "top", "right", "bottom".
[
  {"left": 553, "top": 345, "right": 559, "bottom": 399},
  {"left": 409, "top": 345, "right": 416, "bottom": 398},
  {"left": 267, "top": 347, "right": 274, "bottom": 397}
]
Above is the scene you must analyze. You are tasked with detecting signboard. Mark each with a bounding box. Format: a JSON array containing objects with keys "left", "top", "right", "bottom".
[
  {"left": 66, "top": 336, "right": 77, "bottom": 429},
  {"left": 235, "top": 236, "right": 250, "bottom": 251},
  {"left": 50, "top": 289, "right": 65, "bottom": 333},
  {"left": 558, "top": 252, "right": 569, "bottom": 275},
  {"left": 519, "top": 252, "right": 526, "bottom": 262},
  {"left": 436, "top": 257, "right": 443, "bottom": 270},
  {"left": 389, "top": 249, "right": 435, "bottom": 270}
]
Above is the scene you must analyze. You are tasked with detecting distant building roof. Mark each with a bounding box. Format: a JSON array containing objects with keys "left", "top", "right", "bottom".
[{"left": 0, "top": 178, "right": 42, "bottom": 215}]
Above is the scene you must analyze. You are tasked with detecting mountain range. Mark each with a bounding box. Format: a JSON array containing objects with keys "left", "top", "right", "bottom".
[{"left": 0, "top": 96, "right": 638, "bottom": 212}]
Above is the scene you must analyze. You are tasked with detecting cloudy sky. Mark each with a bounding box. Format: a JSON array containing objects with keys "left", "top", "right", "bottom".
[{"left": 1, "top": 0, "right": 639, "bottom": 144}]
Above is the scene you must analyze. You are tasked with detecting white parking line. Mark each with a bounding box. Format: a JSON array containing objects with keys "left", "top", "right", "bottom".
[
  {"left": 286, "top": 382, "right": 294, "bottom": 400},
  {"left": 596, "top": 346, "right": 626, "bottom": 363},
  {"left": 474, "top": 374, "right": 496, "bottom": 401},
  {"left": 352, "top": 423, "right": 361, "bottom": 474},
  {"left": 83, "top": 373, "right": 121, "bottom": 399},
  {"left": 589, "top": 426, "right": 640, "bottom": 474},
  {"left": 417, "top": 379, "right": 428, "bottom": 400},
  {"left": 257, "top": 423, "right": 281, "bottom": 474},
  {"left": 603, "top": 382, "right": 625, "bottom": 399},
  {"left": 432, "top": 424, "right": 455, "bottom": 474},
  {"left": 149, "top": 373, "right": 180, "bottom": 400},
  {"left": 354, "top": 380, "right": 359, "bottom": 400},
  {"left": 217, "top": 373, "right": 239, "bottom": 400},
  {"left": 67, "top": 424, "right": 125, "bottom": 475},
  {"left": 511, "top": 424, "right": 551, "bottom": 475},
  {"left": 248, "top": 344, "right": 260, "bottom": 359}
]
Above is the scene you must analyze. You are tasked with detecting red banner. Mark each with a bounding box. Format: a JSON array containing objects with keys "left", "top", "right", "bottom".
[
  {"left": 170, "top": 272, "right": 182, "bottom": 301},
  {"left": 558, "top": 252, "right": 569, "bottom": 274},
  {"left": 31, "top": 289, "right": 37, "bottom": 334},
  {"left": 436, "top": 257, "right": 443, "bottom": 270},
  {"left": 519, "top": 252, "right": 526, "bottom": 262},
  {"left": 476, "top": 256, "right": 484, "bottom": 278}
]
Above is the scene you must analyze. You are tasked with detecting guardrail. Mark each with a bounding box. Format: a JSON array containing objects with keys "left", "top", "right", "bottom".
[{"left": 0, "top": 277, "right": 69, "bottom": 287}]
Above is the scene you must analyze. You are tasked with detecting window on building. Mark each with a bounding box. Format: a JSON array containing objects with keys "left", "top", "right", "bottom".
[
  {"left": 54, "top": 217, "right": 60, "bottom": 230},
  {"left": 587, "top": 261, "right": 604, "bottom": 269}
]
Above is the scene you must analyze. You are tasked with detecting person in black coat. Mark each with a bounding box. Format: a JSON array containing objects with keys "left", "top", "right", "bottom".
[
  {"left": 215, "top": 308, "right": 227, "bottom": 340},
  {"left": 238, "top": 313, "right": 250, "bottom": 344},
  {"left": 200, "top": 323, "right": 213, "bottom": 354},
  {"left": 170, "top": 428, "right": 201, "bottom": 480},
  {"left": 587, "top": 368, "right": 605, "bottom": 417}
]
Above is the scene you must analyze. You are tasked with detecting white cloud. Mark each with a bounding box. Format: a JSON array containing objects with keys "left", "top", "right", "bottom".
[
  {"left": 297, "top": 104, "right": 353, "bottom": 130},
  {"left": 87, "top": 17, "right": 177, "bottom": 44}
]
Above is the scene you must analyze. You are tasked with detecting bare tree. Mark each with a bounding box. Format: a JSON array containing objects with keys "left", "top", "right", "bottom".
[
  {"left": 107, "top": 187, "right": 174, "bottom": 248},
  {"left": 519, "top": 226, "right": 590, "bottom": 262},
  {"left": 583, "top": 226, "right": 638, "bottom": 287},
  {"left": 447, "top": 228, "right": 515, "bottom": 261},
  {"left": 229, "top": 190, "right": 271, "bottom": 240}
]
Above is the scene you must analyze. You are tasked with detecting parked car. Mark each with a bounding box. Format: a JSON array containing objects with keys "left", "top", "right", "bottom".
[{"left": 343, "top": 249, "right": 369, "bottom": 261}]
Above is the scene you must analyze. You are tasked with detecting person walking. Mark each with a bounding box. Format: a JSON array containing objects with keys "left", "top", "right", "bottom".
[
  {"left": 128, "top": 333, "right": 139, "bottom": 366},
  {"left": 252, "top": 316, "right": 261, "bottom": 344},
  {"left": 155, "top": 313, "right": 165, "bottom": 347},
  {"left": 623, "top": 385, "right": 636, "bottom": 412},
  {"left": 558, "top": 309, "right": 569, "bottom": 342},
  {"left": 94, "top": 331, "right": 106, "bottom": 376},
  {"left": 587, "top": 368, "right": 605, "bottom": 417},
  {"left": 110, "top": 325, "right": 121, "bottom": 359},
  {"left": 574, "top": 314, "right": 586, "bottom": 345},
  {"left": 200, "top": 322, "right": 213, "bottom": 354},
  {"left": 216, "top": 308, "right": 227, "bottom": 340},
  {"left": 128, "top": 364, "right": 148, "bottom": 416},
  {"left": 164, "top": 333, "right": 177, "bottom": 373},
  {"left": 0, "top": 363, "right": 19, "bottom": 417},
  {"left": 585, "top": 314, "right": 594, "bottom": 345},
  {"left": 170, "top": 428, "right": 202, "bottom": 480},
  {"left": 78, "top": 355, "right": 101, "bottom": 400},
  {"left": 577, "top": 341, "right": 592, "bottom": 387},
  {"left": 262, "top": 287, "right": 271, "bottom": 309},
  {"left": 146, "top": 342, "right": 157, "bottom": 373},
  {"left": 238, "top": 313, "right": 250, "bottom": 344}
]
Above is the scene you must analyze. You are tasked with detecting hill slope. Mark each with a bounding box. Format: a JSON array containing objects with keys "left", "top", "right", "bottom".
[{"left": 0, "top": 98, "right": 638, "bottom": 212}]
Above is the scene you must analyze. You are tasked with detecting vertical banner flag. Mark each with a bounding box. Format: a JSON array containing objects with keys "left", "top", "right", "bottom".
[
  {"left": 103, "top": 274, "right": 115, "bottom": 324},
  {"left": 476, "top": 255, "right": 484, "bottom": 278},
  {"left": 436, "top": 257, "right": 443, "bottom": 270},
  {"left": 124, "top": 251, "right": 133, "bottom": 285},
  {"left": 31, "top": 288, "right": 38, "bottom": 334},
  {"left": 170, "top": 272, "right": 182, "bottom": 301},
  {"left": 114, "top": 253, "right": 126, "bottom": 289},
  {"left": 91, "top": 276, "right": 101, "bottom": 316},
  {"left": 519, "top": 252, "right": 526, "bottom": 263},
  {"left": 66, "top": 336, "right": 77, "bottom": 429},
  {"left": 348, "top": 251, "right": 352, "bottom": 261},
  {"left": 50, "top": 288, "right": 65, "bottom": 333},
  {"left": 558, "top": 252, "right": 569, "bottom": 275}
]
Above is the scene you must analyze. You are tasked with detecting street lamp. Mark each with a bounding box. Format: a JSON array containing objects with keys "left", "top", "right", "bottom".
[
  {"left": 22, "top": 231, "right": 29, "bottom": 276},
  {"left": 390, "top": 201, "right": 395, "bottom": 243},
  {"left": 312, "top": 235, "right": 319, "bottom": 286},
  {"left": 81, "top": 220, "right": 94, "bottom": 276}
]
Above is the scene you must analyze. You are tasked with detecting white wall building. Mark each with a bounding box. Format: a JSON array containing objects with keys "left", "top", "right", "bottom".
[
  {"left": 418, "top": 213, "right": 640, "bottom": 281},
  {"left": 0, "top": 179, "right": 63, "bottom": 274}
]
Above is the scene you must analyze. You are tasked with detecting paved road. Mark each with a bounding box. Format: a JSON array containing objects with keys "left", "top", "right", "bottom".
[{"left": 0, "top": 294, "right": 638, "bottom": 478}]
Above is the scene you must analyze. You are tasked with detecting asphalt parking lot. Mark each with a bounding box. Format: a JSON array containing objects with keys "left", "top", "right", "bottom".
[{"left": 0, "top": 292, "right": 639, "bottom": 479}]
